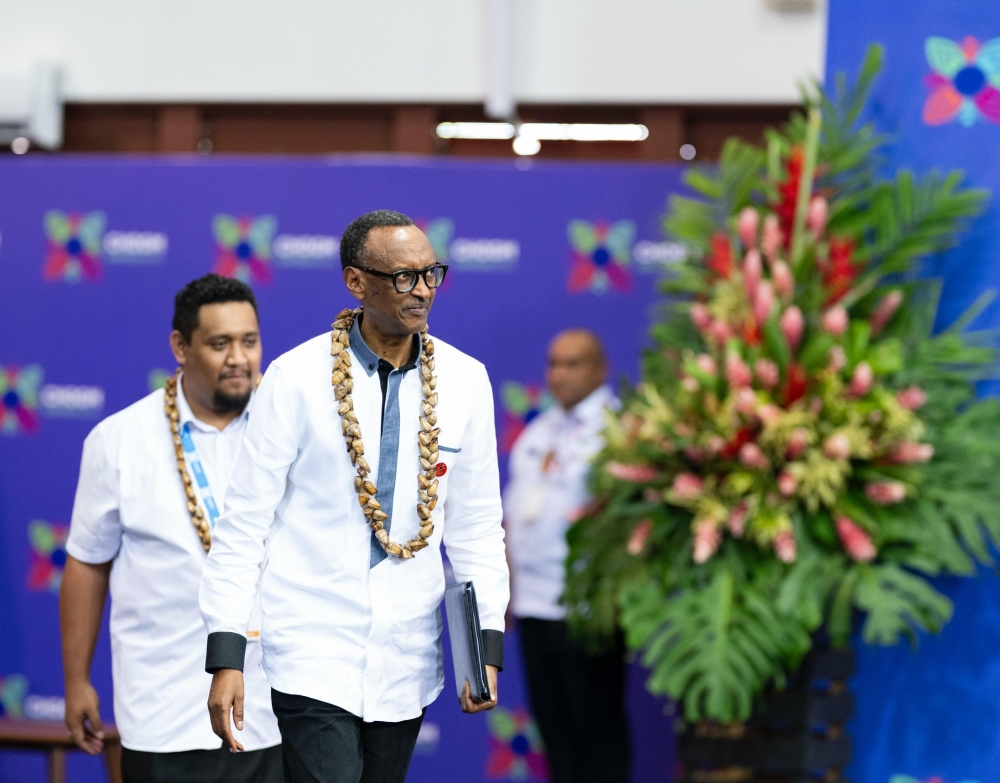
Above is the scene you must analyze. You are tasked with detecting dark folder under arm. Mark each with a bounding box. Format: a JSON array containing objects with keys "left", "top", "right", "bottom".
[{"left": 444, "top": 581, "right": 491, "bottom": 703}]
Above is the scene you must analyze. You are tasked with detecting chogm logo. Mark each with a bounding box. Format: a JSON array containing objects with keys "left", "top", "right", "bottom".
[
  {"left": 214, "top": 214, "right": 276, "bottom": 284},
  {"left": 0, "top": 674, "right": 28, "bottom": 718},
  {"left": 500, "top": 381, "right": 553, "bottom": 453},
  {"left": 485, "top": 707, "right": 548, "bottom": 780},
  {"left": 418, "top": 218, "right": 520, "bottom": 271},
  {"left": 566, "top": 219, "right": 687, "bottom": 294},
  {"left": 44, "top": 211, "right": 168, "bottom": 281},
  {"left": 0, "top": 674, "right": 63, "bottom": 721},
  {"left": 0, "top": 364, "right": 42, "bottom": 435},
  {"left": 27, "top": 520, "right": 68, "bottom": 592},
  {"left": 0, "top": 364, "right": 104, "bottom": 432},
  {"left": 215, "top": 215, "right": 340, "bottom": 280},
  {"left": 44, "top": 212, "right": 104, "bottom": 281},
  {"left": 39, "top": 383, "right": 105, "bottom": 418},
  {"left": 567, "top": 220, "right": 634, "bottom": 293}
]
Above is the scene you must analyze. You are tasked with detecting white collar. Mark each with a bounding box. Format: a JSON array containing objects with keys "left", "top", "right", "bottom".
[{"left": 559, "top": 384, "right": 614, "bottom": 423}]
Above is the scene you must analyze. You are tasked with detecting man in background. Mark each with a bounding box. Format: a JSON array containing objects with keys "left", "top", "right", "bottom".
[
  {"left": 60, "top": 274, "right": 281, "bottom": 783},
  {"left": 504, "top": 329, "right": 631, "bottom": 783}
]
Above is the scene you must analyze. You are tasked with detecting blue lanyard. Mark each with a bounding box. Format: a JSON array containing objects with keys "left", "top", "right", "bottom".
[{"left": 180, "top": 422, "right": 221, "bottom": 527}]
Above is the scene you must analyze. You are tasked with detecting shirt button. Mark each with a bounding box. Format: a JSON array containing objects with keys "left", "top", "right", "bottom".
[{"left": 369, "top": 364, "right": 374, "bottom": 370}]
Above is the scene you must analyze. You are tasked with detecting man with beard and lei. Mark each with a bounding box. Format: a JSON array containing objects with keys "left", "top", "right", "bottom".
[
  {"left": 60, "top": 274, "right": 282, "bottom": 782},
  {"left": 199, "top": 210, "right": 509, "bottom": 783}
]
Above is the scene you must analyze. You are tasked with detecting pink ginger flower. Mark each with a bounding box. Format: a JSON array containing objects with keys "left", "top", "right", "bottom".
[
  {"left": 726, "top": 354, "right": 753, "bottom": 389},
  {"left": 727, "top": 503, "right": 748, "bottom": 538},
  {"left": 693, "top": 519, "right": 722, "bottom": 564},
  {"left": 671, "top": 472, "right": 704, "bottom": 500},
  {"left": 889, "top": 442, "right": 934, "bottom": 463},
  {"left": 757, "top": 403, "right": 782, "bottom": 426},
  {"left": 774, "top": 530, "right": 797, "bottom": 563},
  {"left": 829, "top": 344, "right": 847, "bottom": 372},
  {"left": 606, "top": 461, "right": 658, "bottom": 482},
  {"left": 683, "top": 445, "right": 706, "bottom": 463},
  {"left": 823, "top": 433, "right": 851, "bottom": 460},
  {"left": 871, "top": 290, "right": 903, "bottom": 335},
  {"left": 753, "top": 280, "right": 775, "bottom": 325},
  {"left": 780, "top": 306, "right": 804, "bottom": 352},
  {"left": 735, "top": 387, "right": 758, "bottom": 416},
  {"left": 836, "top": 516, "right": 876, "bottom": 562},
  {"left": 786, "top": 428, "right": 809, "bottom": 459},
  {"left": 897, "top": 386, "right": 927, "bottom": 410},
  {"left": 762, "top": 214, "right": 783, "bottom": 260},
  {"left": 739, "top": 442, "right": 770, "bottom": 470},
  {"left": 627, "top": 518, "right": 653, "bottom": 555},
  {"left": 681, "top": 376, "right": 699, "bottom": 392},
  {"left": 777, "top": 471, "right": 797, "bottom": 496},
  {"left": 821, "top": 305, "right": 849, "bottom": 337},
  {"left": 866, "top": 481, "right": 906, "bottom": 505},
  {"left": 710, "top": 319, "right": 733, "bottom": 346},
  {"left": 772, "top": 259, "right": 794, "bottom": 299},
  {"left": 754, "top": 358, "right": 779, "bottom": 389},
  {"left": 807, "top": 196, "right": 828, "bottom": 236},
  {"left": 696, "top": 354, "right": 717, "bottom": 375},
  {"left": 738, "top": 206, "right": 759, "bottom": 248},
  {"left": 850, "top": 362, "right": 873, "bottom": 396},
  {"left": 706, "top": 435, "right": 726, "bottom": 455},
  {"left": 743, "top": 249, "right": 762, "bottom": 299},
  {"left": 690, "top": 302, "right": 712, "bottom": 332}
]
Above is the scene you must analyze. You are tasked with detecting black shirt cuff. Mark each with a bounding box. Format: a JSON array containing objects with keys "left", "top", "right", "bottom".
[
  {"left": 481, "top": 629, "right": 504, "bottom": 671},
  {"left": 206, "top": 631, "right": 247, "bottom": 674}
]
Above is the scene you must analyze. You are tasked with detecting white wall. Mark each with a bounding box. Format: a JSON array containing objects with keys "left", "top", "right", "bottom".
[{"left": 0, "top": 0, "right": 826, "bottom": 104}]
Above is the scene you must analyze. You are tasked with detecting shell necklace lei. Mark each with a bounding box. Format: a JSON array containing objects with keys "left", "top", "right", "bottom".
[
  {"left": 163, "top": 371, "right": 213, "bottom": 552},
  {"left": 331, "top": 307, "right": 439, "bottom": 560}
]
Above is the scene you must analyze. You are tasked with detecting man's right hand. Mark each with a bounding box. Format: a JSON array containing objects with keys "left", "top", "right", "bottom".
[
  {"left": 207, "top": 668, "right": 245, "bottom": 752},
  {"left": 65, "top": 680, "right": 105, "bottom": 755}
]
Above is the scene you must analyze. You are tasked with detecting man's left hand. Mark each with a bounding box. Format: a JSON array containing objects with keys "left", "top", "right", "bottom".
[{"left": 460, "top": 665, "right": 498, "bottom": 714}]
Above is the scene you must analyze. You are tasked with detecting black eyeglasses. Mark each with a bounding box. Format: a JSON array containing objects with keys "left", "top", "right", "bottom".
[{"left": 349, "top": 263, "right": 449, "bottom": 294}]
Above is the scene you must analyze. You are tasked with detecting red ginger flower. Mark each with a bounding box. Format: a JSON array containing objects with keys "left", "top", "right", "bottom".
[
  {"left": 706, "top": 233, "right": 733, "bottom": 279},
  {"left": 823, "top": 238, "right": 859, "bottom": 304},
  {"left": 775, "top": 147, "right": 804, "bottom": 249}
]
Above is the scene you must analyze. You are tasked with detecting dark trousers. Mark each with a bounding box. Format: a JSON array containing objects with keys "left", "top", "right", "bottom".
[
  {"left": 270, "top": 689, "right": 424, "bottom": 783},
  {"left": 121, "top": 743, "right": 282, "bottom": 783},
  {"left": 519, "top": 617, "right": 631, "bottom": 783}
]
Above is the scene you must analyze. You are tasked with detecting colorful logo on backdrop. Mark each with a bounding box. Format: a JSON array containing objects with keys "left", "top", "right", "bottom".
[
  {"left": 924, "top": 36, "right": 1000, "bottom": 126},
  {"left": 0, "top": 364, "right": 42, "bottom": 435},
  {"left": 44, "top": 211, "right": 105, "bottom": 281},
  {"left": 0, "top": 674, "right": 28, "bottom": 718},
  {"left": 43, "top": 211, "right": 168, "bottom": 280},
  {"left": 499, "top": 381, "right": 554, "bottom": 453},
  {"left": 485, "top": 707, "right": 548, "bottom": 780},
  {"left": 567, "top": 220, "right": 635, "bottom": 293},
  {"left": 214, "top": 214, "right": 277, "bottom": 284},
  {"left": 411, "top": 218, "right": 521, "bottom": 271},
  {"left": 417, "top": 218, "right": 455, "bottom": 263},
  {"left": 27, "top": 520, "right": 69, "bottom": 592}
]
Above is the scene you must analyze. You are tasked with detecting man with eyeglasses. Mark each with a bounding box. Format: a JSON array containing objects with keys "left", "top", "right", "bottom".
[{"left": 199, "top": 210, "right": 509, "bottom": 783}]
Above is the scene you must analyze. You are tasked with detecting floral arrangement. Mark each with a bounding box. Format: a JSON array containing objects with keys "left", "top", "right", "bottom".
[{"left": 565, "top": 46, "right": 1000, "bottom": 723}]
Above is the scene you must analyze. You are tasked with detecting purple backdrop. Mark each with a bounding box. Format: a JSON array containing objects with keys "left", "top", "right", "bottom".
[{"left": 0, "top": 155, "right": 684, "bottom": 783}]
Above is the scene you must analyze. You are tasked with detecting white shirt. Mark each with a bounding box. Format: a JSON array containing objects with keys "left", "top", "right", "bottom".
[
  {"left": 504, "top": 385, "right": 616, "bottom": 620},
  {"left": 66, "top": 382, "right": 281, "bottom": 752},
  {"left": 199, "top": 328, "right": 509, "bottom": 724}
]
